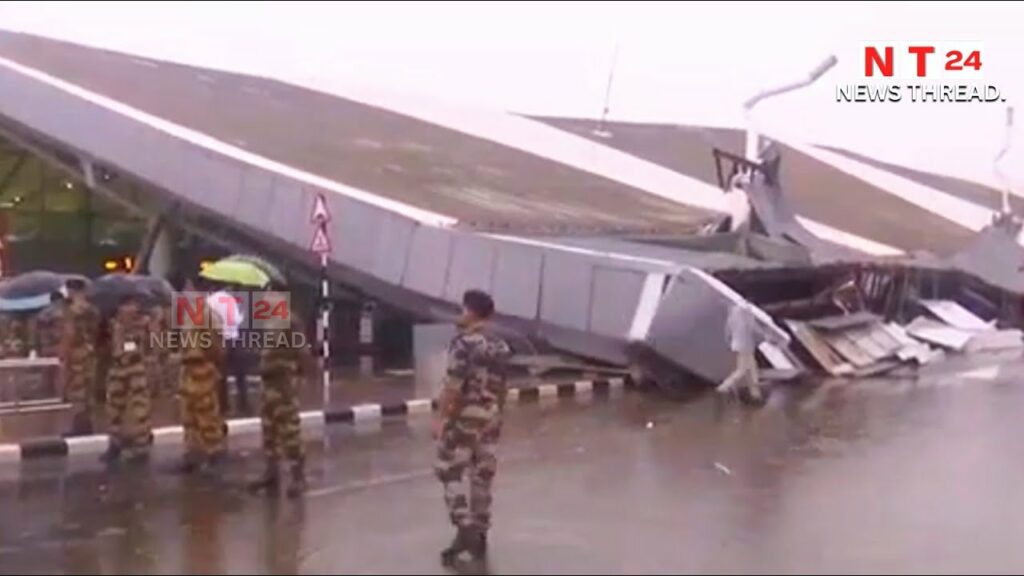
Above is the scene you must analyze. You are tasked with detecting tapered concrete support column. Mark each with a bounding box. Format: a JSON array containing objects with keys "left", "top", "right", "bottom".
[{"left": 135, "top": 218, "right": 176, "bottom": 279}]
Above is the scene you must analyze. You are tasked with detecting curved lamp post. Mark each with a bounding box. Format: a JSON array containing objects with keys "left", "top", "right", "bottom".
[{"left": 743, "top": 55, "right": 838, "bottom": 162}]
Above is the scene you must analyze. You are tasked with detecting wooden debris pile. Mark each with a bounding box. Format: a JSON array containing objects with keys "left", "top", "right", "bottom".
[{"left": 762, "top": 299, "right": 1023, "bottom": 378}]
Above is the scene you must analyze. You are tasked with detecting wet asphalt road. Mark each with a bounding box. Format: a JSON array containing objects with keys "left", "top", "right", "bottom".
[{"left": 2, "top": 354, "right": 1024, "bottom": 574}]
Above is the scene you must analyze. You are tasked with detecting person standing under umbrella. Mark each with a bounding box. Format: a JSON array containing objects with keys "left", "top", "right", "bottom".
[
  {"left": 101, "top": 293, "right": 153, "bottom": 464},
  {"left": 61, "top": 279, "right": 100, "bottom": 436},
  {"left": 207, "top": 286, "right": 249, "bottom": 415}
]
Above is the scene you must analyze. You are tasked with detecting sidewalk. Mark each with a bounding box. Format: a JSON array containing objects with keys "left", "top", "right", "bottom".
[{"left": 0, "top": 364, "right": 614, "bottom": 444}]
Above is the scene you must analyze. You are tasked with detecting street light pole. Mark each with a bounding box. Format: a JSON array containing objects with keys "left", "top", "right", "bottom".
[{"left": 743, "top": 55, "right": 838, "bottom": 162}]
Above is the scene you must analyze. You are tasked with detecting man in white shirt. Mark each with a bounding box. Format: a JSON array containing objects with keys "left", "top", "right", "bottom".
[
  {"left": 717, "top": 300, "right": 789, "bottom": 400},
  {"left": 207, "top": 289, "right": 250, "bottom": 414}
]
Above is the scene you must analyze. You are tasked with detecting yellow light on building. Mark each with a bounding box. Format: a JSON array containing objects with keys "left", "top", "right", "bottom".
[{"left": 104, "top": 259, "right": 119, "bottom": 271}]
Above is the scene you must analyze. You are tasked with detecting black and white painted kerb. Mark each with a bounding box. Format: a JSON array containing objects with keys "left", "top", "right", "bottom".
[
  {"left": 320, "top": 257, "right": 330, "bottom": 408},
  {"left": 0, "top": 377, "right": 629, "bottom": 462}
]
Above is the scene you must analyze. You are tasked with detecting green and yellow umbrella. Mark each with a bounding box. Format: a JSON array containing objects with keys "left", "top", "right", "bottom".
[
  {"left": 200, "top": 258, "right": 271, "bottom": 288},
  {"left": 221, "top": 254, "right": 287, "bottom": 286}
]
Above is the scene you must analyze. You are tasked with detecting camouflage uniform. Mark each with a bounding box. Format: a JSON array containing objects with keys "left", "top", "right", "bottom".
[
  {"left": 253, "top": 321, "right": 311, "bottom": 495},
  {"left": 435, "top": 324, "right": 511, "bottom": 532},
  {"left": 259, "top": 327, "right": 308, "bottom": 467},
  {"left": 62, "top": 299, "right": 100, "bottom": 433},
  {"left": 35, "top": 300, "right": 67, "bottom": 358},
  {"left": 146, "top": 305, "right": 168, "bottom": 396},
  {"left": 0, "top": 313, "right": 33, "bottom": 358},
  {"left": 179, "top": 322, "right": 227, "bottom": 462},
  {"left": 106, "top": 309, "right": 153, "bottom": 458}
]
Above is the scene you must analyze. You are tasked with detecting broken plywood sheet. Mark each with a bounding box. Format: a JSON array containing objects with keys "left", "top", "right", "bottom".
[
  {"left": 882, "top": 323, "right": 918, "bottom": 348},
  {"left": 878, "top": 322, "right": 940, "bottom": 364},
  {"left": 822, "top": 332, "right": 877, "bottom": 368},
  {"left": 806, "top": 311, "right": 880, "bottom": 331},
  {"left": 843, "top": 327, "right": 891, "bottom": 360},
  {"left": 852, "top": 360, "right": 903, "bottom": 378},
  {"left": 906, "top": 317, "right": 972, "bottom": 351},
  {"left": 785, "top": 320, "right": 854, "bottom": 376},
  {"left": 965, "top": 329, "right": 1024, "bottom": 353},
  {"left": 819, "top": 322, "right": 901, "bottom": 368},
  {"left": 759, "top": 341, "right": 798, "bottom": 370},
  {"left": 919, "top": 300, "right": 992, "bottom": 331},
  {"left": 896, "top": 342, "right": 938, "bottom": 364}
]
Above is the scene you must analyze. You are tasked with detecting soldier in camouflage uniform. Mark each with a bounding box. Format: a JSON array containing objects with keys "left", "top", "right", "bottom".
[
  {"left": 35, "top": 291, "right": 67, "bottom": 358},
  {"left": 61, "top": 280, "right": 101, "bottom": 436},
  {"left": 101, "top": 294, "right": 153, "bottom": 463},
  {"left": 179, "top": 302, "right": 227, "bottom": 473},
  {"left": 145, "top": 303, "right": 169, "bottom": 396},
  {"left": 435, "top": 290, "right": 511, "bottom": 565},
  {"left": 250, "top": 315, "right": 311, "bottom": 498},
  {"left": 0, "top": 311, "right": 33, "bottom": 359}
]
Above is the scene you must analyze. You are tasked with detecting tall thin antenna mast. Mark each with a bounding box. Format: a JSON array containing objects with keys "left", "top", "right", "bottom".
[{"left": 593, "top": 43, "right": 619, "bottom": 139}]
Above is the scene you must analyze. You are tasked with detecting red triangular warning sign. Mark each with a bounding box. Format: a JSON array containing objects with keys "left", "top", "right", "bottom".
[
  {"left": 310, "top": 193, "right": 331, "bottom": 224},
  {"left": 310, "top": 225, "right": 332, "bottom": 254}
]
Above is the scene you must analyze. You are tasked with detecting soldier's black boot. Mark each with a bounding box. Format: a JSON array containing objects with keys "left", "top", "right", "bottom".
[
  {"left": 440, "top": 527, "right": 473, "bottom": 567},
  {"left": 64, "top": 413, "right": 94, "bottom": 438},
  {"left": 99, "top": 444, "right": 122, "bottom": 465},
  {"left": 285, "top": 459, "right": 307, "bottom": 499},
  {"left": 468, "top": 529, "right": 488, "bottom": 560},
  {"left": 177, "top": 452, "right": 202, "bottom": 475},
  {"left": 248, "top": 460, "right": 281, "bottom": 493}
]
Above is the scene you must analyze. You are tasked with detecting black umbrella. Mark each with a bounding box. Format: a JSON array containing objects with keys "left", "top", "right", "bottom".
[
  {"left": 0, "top": 270, "right": 64, "bottom": 300},
  {"left": 61, "top": 274, "right": 92, "bottom": 290},
  {"left": 88, "top": 273, "right": 155, "bottom": 315},
  {"left": 132, "top": 275, "right": 174, "bottom": 305}
]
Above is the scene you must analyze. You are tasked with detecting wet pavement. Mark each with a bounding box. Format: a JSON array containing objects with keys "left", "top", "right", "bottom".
[{"left": 2, "top": 353, "right": 1024, "bottom": 574}]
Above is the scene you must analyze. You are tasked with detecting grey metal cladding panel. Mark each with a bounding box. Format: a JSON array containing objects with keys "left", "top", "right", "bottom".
[
  {"left": 492, "top": 242, "right": 543, "bottom": 319},
  {"left": 202, "top": 155, "right": 244, "bottom": 216},
  {"left": 87, "top": 109, "right": 150, "bottom": 176},
  {"left": 1, "top": 72, "right": 103, "bottom": 154},
  {"left": 539, "top": 251, "right": 593, "bottom": 331},
  {"left": 332, "top": 196, "right": 380, "bottom": 272},
  {"left": 589, "top": 267, "right": 645, "bottom": 338},
  {"left": 182, "top": 149, "right": 224, "bottom": 212},
  {"left": 403, "top": 225, "right": 452, "bottom": 298},
  {"left": 646, "top": 274, "right": 733, "bottom": 382},
  {"left": 0, "top": 69, "right": 44, "bottom": 127},
  {"left": 444, "top": 234, "right": 497, "bottom": 304},
  {"left": 267, "top": 178, "right": 309, "bottom": 248},
  {"left": 135, "top": 125, "right": 190, "bottom": 196},
  {"left": 236, "top": 167, "right": 275, "bottom": 231},
  {"left": 371, "top": 214, "right": 416, "bottom": 285}
]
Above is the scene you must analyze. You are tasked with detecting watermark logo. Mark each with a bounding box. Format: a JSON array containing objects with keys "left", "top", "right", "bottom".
[
  {"left": 149, "top": 329, "right": 307, "bottom": 351},
  {"left": 171, "top": 291, "right": 292, "bottom": 331},
  {"left": 836, "top": 42, "right": 1005, "bottom": 104}
]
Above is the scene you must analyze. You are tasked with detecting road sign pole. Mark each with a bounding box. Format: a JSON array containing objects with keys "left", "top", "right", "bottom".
[
  {"left": 320, "top": 248, "right": 330, "bottom": 410},
  {"left": 310, "top": 192, "right": 333, "bottom": 411}
]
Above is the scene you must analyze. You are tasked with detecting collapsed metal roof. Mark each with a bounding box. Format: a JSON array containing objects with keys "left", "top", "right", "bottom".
[
  {"left": 1, "top": 29, "right": 1016, "bottom": 387},
  {"left": 531, "top": 117, "right": 984, "bottom": 255},
  {"left": 0, "top": 30, "right": 718, "bottom": 237}
]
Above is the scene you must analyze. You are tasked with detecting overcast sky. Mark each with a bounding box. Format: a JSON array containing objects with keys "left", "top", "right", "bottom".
[{"left": 2, "top": 1, "right": 1024, "bottom": 191}]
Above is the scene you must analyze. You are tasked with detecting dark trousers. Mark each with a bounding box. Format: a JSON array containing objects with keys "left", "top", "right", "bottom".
[{"left": 220, "top": 343, "right": 250, "bottom": 414}]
